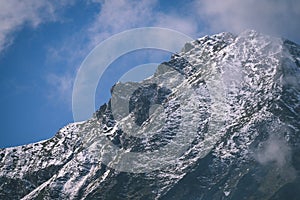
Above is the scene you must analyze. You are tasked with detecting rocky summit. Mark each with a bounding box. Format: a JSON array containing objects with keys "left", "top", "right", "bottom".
[{"left": 1, "top": 30, "right": 300, "bottom": 200}]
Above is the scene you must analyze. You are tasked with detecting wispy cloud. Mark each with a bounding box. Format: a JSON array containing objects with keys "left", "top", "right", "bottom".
[
  {"left": 46, "top": 73, "right": 74, "bottom": 107},
  {"left": 0, "top": 0, "right": 74, "bottom": 53},
  {"left": 154, "top": 13, "right": 198, "bottom": 38},
  {"left": 255, "top": 133, "right": 297, "bottom": 181},
  {"left": 87, "top": 0, "right": 198, "bottom": 47},
  {"left": 252, "top": 118, "right": 297, "bottom": 180},
  {"left": 256, "top": 135, "right": 291, "bottom": 167},
  {"left": 195, "top": 0, "right": 300, "bottom": 41},
  {"left": 88, "top": 0, "right": 156, "bottom": 41}
]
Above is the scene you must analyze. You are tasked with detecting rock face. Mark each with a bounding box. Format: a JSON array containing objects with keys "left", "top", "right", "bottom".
[{"left": 1, "top": 30, "right": 300, "bottom": 200}]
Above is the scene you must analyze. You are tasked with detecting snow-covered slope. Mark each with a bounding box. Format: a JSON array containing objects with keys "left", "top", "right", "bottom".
[{"left": 1, "top": 30, "right": 300, "bottom": 200}]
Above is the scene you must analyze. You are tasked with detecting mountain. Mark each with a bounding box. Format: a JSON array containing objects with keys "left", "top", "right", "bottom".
[{"left": 1, "top": 30, "right": 300, "bottom": 200}]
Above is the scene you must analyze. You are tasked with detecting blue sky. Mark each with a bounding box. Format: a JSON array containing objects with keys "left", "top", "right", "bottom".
[{"left": 0, "top": 0, "right": 300, "bottom": 148}]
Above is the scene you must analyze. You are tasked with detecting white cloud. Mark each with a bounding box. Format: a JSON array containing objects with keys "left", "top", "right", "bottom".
[
  {"left": 196, "top": 0, "right": 300, "bottom": 42},
  {"left": 155, "top": 13, "right": 198, "bottom": 37},
  {"left": 256, "top": 135, "right": 291, "bottom": 167},
  {"left": 88, "top": 0, "right": 157, "bottom": 45},
  {"left": 46, "top": 73, "right": 74, "bottom": 106},
  {"left": 255, "top": 134, "right": 297, "bottom": 182},
  {"left": 87, "top": 0, "right": 198, "bottom": 47},
  {"left": 0, "top": 0, "right": 74, "bottom": 53}
]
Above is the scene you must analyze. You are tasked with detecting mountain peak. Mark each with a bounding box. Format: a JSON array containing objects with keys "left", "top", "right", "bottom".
[{"left": 1, "top": 31, "right": 300, "bottom": 200}]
